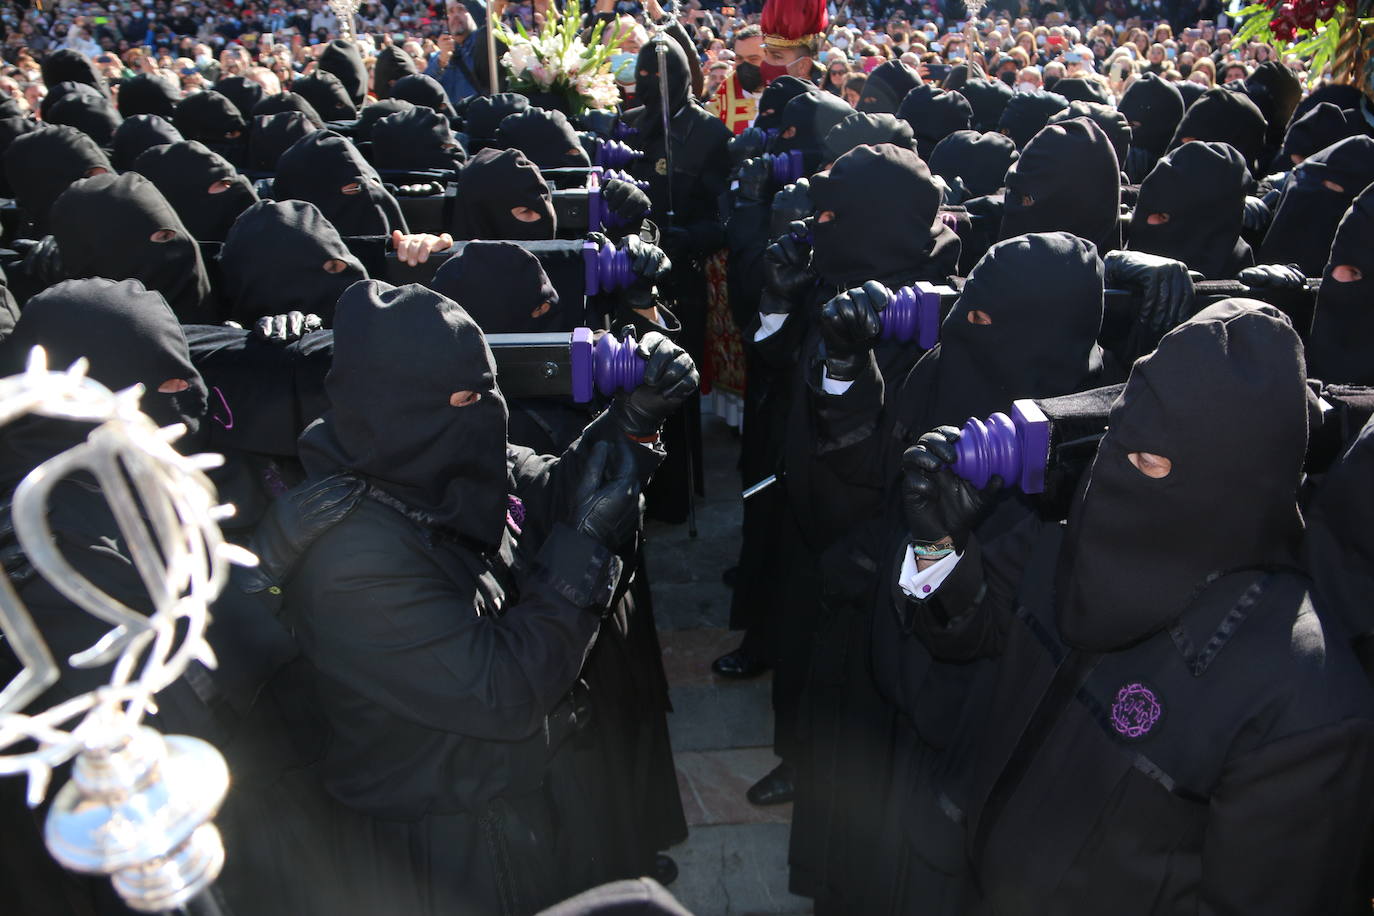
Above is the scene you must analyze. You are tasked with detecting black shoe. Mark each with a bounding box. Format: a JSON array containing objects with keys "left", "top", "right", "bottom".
[
  {"left": 651, "top": 854, "right": 678, "bottom": 886},
  {"left": 746, "top": 763, "right": 795, "bottom": 806},
  {"left": 721, "top": 566, "right": 739, "bottom": 589},
  {"left": 711, "top": 647, "right": 770, "bottom": 679}
]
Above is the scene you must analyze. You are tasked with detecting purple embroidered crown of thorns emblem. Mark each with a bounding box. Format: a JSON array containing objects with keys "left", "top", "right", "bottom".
[{"left": 1110, "top": 682, "right": 1162, "bottom": 739}]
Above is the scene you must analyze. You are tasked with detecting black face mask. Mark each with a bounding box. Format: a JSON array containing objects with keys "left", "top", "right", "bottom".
[
  {"left": 372, "top": 106, "right": 464, "bottom": 171},
  {"left": 736, "top": 61, "right": 764, "bottom": 93},
  {"left": 432, "top": 240, "right": 562, "bottom": 334},
  {"left": 1168, "top": 87, "right": 1267, "bottom": 172},
  {"left": 1278, "top": 102, "right": 1355, "bottom": 165},
  {"left": 495, "top": 107, "right": 589, "bottom": 170},
  {"left": 213, "top": 76, "right": 264, "bottom": 122},
  {"left": 274, "top": 130, "right": 405, "bottom": 236},
  {"left": 997, "top": 90, "right": 1069, "bottom": 149},
  {"left": 463, "top": 92, "right": 530, "bottom": 149},
  {"left": 771, "top": 91, "right": 854, "bottom": 174},
  {"left": 133, "top": 140, "right": 259, "bottom": 243},
  {"left": 318, "top": 38, "right": 368, "bottom": 108},
  {"left": 1057, "top": 300, "right": 1307, "bottom": 651},
  {"left": 634, "top": 37, "right": 691, "bottom": 126},
  {"left": 1308, "top": 185, "right": 1374, "bottom": 386},
  {"left": 999, "top": 69, "right": 1016, "bottom": 87},
  {"left": 4, "top": 125, "right": 113, "bottom": 234},
  {"left": 1001, "top": 118, "right": 1119, "bottom": 256},
  {"left": 299, "top": 280, "right": 511, "bottom": 547},
  {"left": 112, "top": 114, "right": 184, "bottom": 171},
  {"left": 42, "top": 48, "right": 109, "bottom": 101},
  {"left": 753, "top": 76, "right": 817, "bottom": 131},
  {"left": 353, "top": 98, "right": 415, "bottom": 142},
  {"left": 928, "top": 129, "right": 1018, "bottom": 199},
  {"left": 220, "top": 199, "right": 366, "bottom": 326},
  {"left": 390, "top": 73, "right": 457, "bottom": 119},
  {"left": 247, "top": 111, "right": 320, "bottom": 172},
  {"left": 452, "top": 147, "right": 555, "bottom": 241},
  {"left": 172, "top": 90, "right": 248, "bottom": 166},
  {"left": 1130, "top": 140, "right": 1251, "bottom": 280},
  {"left": 1258, "top": 135, "right": 1374, "bottom": 276},
  {"left": 897, "top": 86, "right": 973, "bottom": 160},
  {"left": 960, "top": 77, "right": 1014, "bottom": 131},
  {"left": 1118, "top": 72, "right": 1184, "bottom": 157}
]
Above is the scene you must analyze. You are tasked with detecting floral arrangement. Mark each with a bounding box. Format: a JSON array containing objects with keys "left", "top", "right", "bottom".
[
  {"left": 495, "top": 0, "right": 624, "bottom": 114},
  {"left": 1235, "top": 0, "right": 1371, "bottom": 83}
]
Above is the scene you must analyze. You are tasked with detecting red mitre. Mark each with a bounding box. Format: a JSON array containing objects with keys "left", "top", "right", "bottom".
[{"left": 761, "top": 0, "right": 827, "bottom": 52}]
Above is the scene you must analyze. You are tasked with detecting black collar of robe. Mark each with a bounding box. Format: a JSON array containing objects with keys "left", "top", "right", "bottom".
[
  {"left": 298, "top": 280, "right": 510, "bottom": 547},
  {"left": 1258, "top": 135, "right": 1374, "bottom": 276},
  {"left": 319, "top": 39, "right": 369, "bottom": 108},
  {"left": 1130, "top": 140, "right": 1251, "bottom": 280},
  {"left": 1001, "top": 118, "right": 1119, "bottom": 256},
  {"left": 291, "top": 71, "right": 359, "bottom": 121},
  {"left": 354, "top": 98, "right": 415, "bottom": 142},
  {"left": 823, "top": 112, "right": 915, "bottom": 165},
  {"left": 252, "top": 91, "right": 325, "bottom": 128},
  {"left": 431, "top": 239, "right": 561, "bottom": 334},
  {"left": 46, "top": 92, "right": 123, "bottom": 147},
  {"left": 373, "top": 107, "right": 464, "bottom": 172},
  {"left": 50, "top": 172, "right": 214, "bottom": 324},
  {"left": 5, "top": 124, "right": 113, "bottom": 233},
  {"left": 496, "top": 108, "right": 590, "bottom": 170},
  {"left": 247, "top": 111, "right": 320, "bottom": 172},
  {"left": 374, "top": 47, "right": 418, "bottom": 100},
  {"left": 959, "top": 77, "right": 1014, "bottom": 132},
  {"left": 41, "top": 49, "right": 109, "bottom": 100},
  {"left": 40, "top": 80, "right": 105, "bottom": 120},
  {"left": 929, "top": 129, "right": 1018, "bottom": 199},
  {"left": 461, "top": 93, "right": 530, "bottom": 149},
  {"left": 1048, "top": 100, "right": 1130, "bottom": 165},
  {"left": 173, "top": 90, "right": 248, "bottom": 164},
  {"left": 117, "top": 73, "right": 181, "bottom": 119},
  {"left": 1057, "top": 299, "right": 1306, "bottom": 652},
  {"left": 997, "top": 90, "right": 1069, "bottom": 149},
  {"left": 112, "top": 114, "right": 183, "bottom": 171},
  {"left": 1169, "top": 87, "right": 1267, "bottom": 173},
  {"left": 275, "top": 130, "right": 405, "bottom": 236},
  {"left": 452, "top": 148, "right": 556, "bottom": 241},
  {"left": 809, "top": 142, "right": 955, "bottom": 289},
  {"left": 391, "top": 74, "right": 457, "bottom": 120},
  {"left": 634, "top": 37, "right": 692, "bottom": 143},
  {"left": 1308, "top": 185, "right": 1374, "bottom": 385},
  {"left": 771, "top": 91, "right": 853, "bottom": 174},
  {"left": 1278, "top": 102, "right": 1354, "bottom": 164},
  {"left": 132, "top": 140, "right": 259, "bottom": 243},
  {"left": 219, "top": 199, "right": 366, "bottom": 326},
  {"left": 213, "top": 76, "right": 265, "bottom": 122},
  {"left": 856, "top": 61, "right": 920, "bottom": 114},
  {"left": 754, "top": 76, "right": 816, "bottom": 131},
  {"left": 1118, "top": 73, "right": 1184, "bottom": 158},
  {"left": 897, "top": 86, "right": 973, "bottom": 160}
]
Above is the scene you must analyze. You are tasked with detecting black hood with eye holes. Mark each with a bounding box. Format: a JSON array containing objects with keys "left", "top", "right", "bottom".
[
  {"left": 354, "top": 98, "right": 415, "bottom": 141},
  {"left": 247, "top": 111, "right": 320, "bottom": 172},
  {"left": 896, "top": 86, "right": 972, "bottom": 160},
  {"left": 1057, "top": 298, "right": 1307, "bottom": 652},
  {"left": 959, "top": 77, "right": 1014, "bottom": 132},
  {"left": 1129, "top": 140, "right": 1252, "bottom": 280},
  {"left": 1258, "top": 135, "right": 1374, "bottom": 276},
  {"left": 1000, "top": 117, "right": 1120, "bottom": 256},
  {"left": 213, "top": 76, "right": 264, "bottom": 121},
  {"left": 319, "top": 39, "right": 369, "bottom": 108},
  {"left": 634, "top": 37, "right": 692, "bottom": 137},
  {"left": 1118, "top": 73, "right": 1184, "bottom": 157},
  {"left": 823, "top": 111, "right": 915, "bottom": 164},
  {"left": 47, "top": 91, "right": 123, "bottom": 146},
  {"left": 1309, "top": 185, "right": 1374, "bottom": 386},
  {"left": 291, "top": 71, "right": 359, "bottom": 121},
  {"left": 274, "top": 130, "right": 406, "bottom": 236},
  {"left": 374, "top": 46, "right": 419, "bottom": 100},
  {"left": 391, "top": 73, "right": 457, "bottom": 119},
  {"left": 133, "top": 140, "right": 259, "bottom": 243},
  {"left": 299, "top": 280, "right": 510, "bottom": 546},
  {"left": 1278, "top": 102, "right": 1355, "bottom": 165},
  {"left": 42, "top": 48, "right": 109, "bottom": 99},
  {"left": 997, "top": 90, "right": 1069, "bottom": 149},
  {"left": 1168, "top": 87, "right": 1267, "bottom": 172},
  {"left": 5, "top": 124, "right": 113, "bottom": 233},
  {"left": 431, "top": 240, "right": 561, "bottom": 334},
  {"left": 929, "top": 129, "right": 1018, "bottom": 199},
  {"left": 117, "top": 73, "right": 181, "bottom": 119},
  {"left": 1048, "top": 100, "right": 1130, "bottom": 166},
  {"left": 461, "top": 92, "right": 530, "bottom": 147},
  {"left": 754, "top": 76, "right": 816, "bottom": 131},
  {"left": 857, "top": 61, "right": 921, "bottom": 114},
  {"left": 219, "top": 199, "right": 366, "bottom": 326},
  {"left": 496, "top": 108, "right": 590, "bottom": 170},
  {"left": 372, "top": 107, "right": 463, "bottom": 172},
  {"left": 252, "top": 91, "right": 326, "bottom": 128},
  {"left": 50, "top": 171, "right": 215, "bottom": 324},
  {"left": 771, "top": 91, "right": 853, "bottom": 174},
  {"left": 112, "top": 114, "right": 183, "bottom": 171},
  {"left": 451, "top": 148, "right": 555, "bottom": 241}
]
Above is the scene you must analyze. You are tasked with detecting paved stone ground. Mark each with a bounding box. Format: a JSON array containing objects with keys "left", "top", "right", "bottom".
[{"left": 644, "top": 412, "right": 814, "bottom": 916}]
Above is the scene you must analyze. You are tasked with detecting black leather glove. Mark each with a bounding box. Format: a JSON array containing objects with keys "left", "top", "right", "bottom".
[
  {"left": 239, "top": 472, "right": 367, "bottom": 598},
  {"left": 735, "top": 156, "right": 772, "bottom": 204},
  {"left": 1242, "top": 195, "right": 1271, "bottom": 233},
  {"left": 580, "top": 109, "right": 619, "bottom": 139},
  {"left": 255, "top": 311, "right": 324, "bottom": 342},
  {"left": 901, "top": 428, "right": 1001, "bottom": 552},
  {"left": 1103, "top": 249, "right": 1197, "bottom": 336},
  {"left": 759, "top": 230, "right": 816, "bottom": 315},
  {"left": 618, "top": 235, "right": 671, "bottom": 310},
  {"left": 602, "top": 177, "right": 651, "bottom": 225},
  {"left": 1239, "top": 263, "right": 1306, "bottom": 291},
  {"left": 606, "top": 330, "right": 699, "bottom": 439},
  {"left": 19, "top": 235, "right": 64, "bottom": 288},
  {"left": 819, "top": 281, "right": 888, "bottom": 382},
  {"left": 728, "top": 126, "right": 768, "bottom": 167},
  {"left": 769, "top": 178, "right": 813, "bottom": 240},
  {"left": 569, "top": 437, "right": 642, "bottom": 549}
]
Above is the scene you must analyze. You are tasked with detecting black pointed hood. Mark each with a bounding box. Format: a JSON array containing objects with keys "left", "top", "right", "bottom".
[
  {"left": 319, "top": 39, "right": 369, "bottom": 108},
  {"left": 1129, "top": 140, "right": 1252, "bottom": 279},
  {"left": 754, "top": 76, "right": 816, "bottom": 131},
  {"left": 274, "top": 130, "right": 406, "bottom": 235},
  {"left": 496, "top": 108, "right": 589, "bottom": 169},
  {"left": 1001, "top": 118, "right": 1119, "bottom": 255},
  {"left": 247, "top": 111, "right": 320, "bottom": 172},
  {"left": 823, "top": 111, "right": 915, "bottom": 164},
  {"left": 1258, "top": 135, "right": 1374, "bottom": 276},
  {"left": 929, "top": 129, "right": 1017, "bottom": 199},
  {"left": 5, "top": 124, "right": 113, "bottom": 233},
  {"left": 291, "top": 71, "right": 359, "bottom": 121},
  {"left": 1118, "top": 72, "right": 1184, "bottom": 158},
  {"left": 897, "top": 86, "right": 973, "bottom": 160},
  {"left": 46, "top": 91, "right": 123, "bottom": 146},
  {"left": 117, "top": 73, "right": 180, "bottom": 119},
  {"left": 252, "top": 91, "right": 325, "bottom": 128},
  {"left": 431, "top": 239, "right": 561, "bottom": 334},
  {"left": 213, "top": 76, "right": 264, "bottom": 121},
  {"left": 1169, "top": 87, "right": 1267, "bottom": 172},
  {"left": 133, "top": 140, "right": 258, "bottom": 243},
  {"left": 391, "top": 73, "right": 457, "bottom": 119},
  {"left": 997, "top": 90, "right": 1069, "bottom": 149},
  {"left": 1308, "top": 185, "right": 1374, "bottom": 385},
  {"left": 373, "top": 47, "right": 418, "bottom": 100},
  {"left": 373, "top": 107, "right": 464, "bottom": 171},
  {"left": 112, "top": 114, "right": 183, "bottom": 171},
  {"left": 452, "top": 147, "right": 555, "bottom": 241},
  {"left": 857, "top": 61, "right": 921, "bottom": 114}
]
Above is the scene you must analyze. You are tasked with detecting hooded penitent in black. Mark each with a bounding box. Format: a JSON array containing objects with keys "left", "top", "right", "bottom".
[
  {"left": 111, "top": 114, "right": 183, "bottom": 171},
  {"left": 1308, "top": 185, "right": 1374, "bottom": 385},
  {"left": 274, "top": 130, "right": 407, "bottom": 236},
  {"left": 431, "top": 239, "right": 561, "bottom": 334},
  {"left": 632, "top": 36, "right": 692, "bottom": 141},
  {"left": 959, "top": 77, "right": 1014, "bottom": 132},
  {"left": 41, "top": 48, "right": 108, "bottom": 99},
  {"left": 117, "top": 73, "right": 181, "bottom": 119},
  {"left": 462, "top": 92, "right": 530, "bottom": 150},
  {"left": 133, "top": 140, "right": 259, "bottom": 242},
  {"left": 856, "top": 60, "right": 921, "bottom": 114},
  {"left": 0, "top": 115, "right": 38, "bottom": 197},
  {"left": 495, "top": 108, "right": 590, "bottom": 170},
  {"left": 451, "top": 147, "right": 555, "bottom": 241},
  {"left": 809, "top": 143, "right": 959, "bottom": 289},
  {"left": 1277, "top": 101, "right": 1355, "bottom": 165},
  {"left": 896, "top": 86, "right": 973, "bottom": 159},
  {"left": 1242, "top": 60, "right": 1302, "bottom": 159},
  {"left": 770, "top": 90, "right": 853, "bottom": 174},
  {"left": 5, "top": 124, "right": 112, "bottom": 233},
  {"left": 823, "top": 111, "right": 915, "bottom": 164},
  {"left": 373, "top": 46, "right": 418, "bottom": 99},
  {"left": 1047, "top": 100, "right": 1130, "bottom": 165},
  {"left": 247, "top": 111, "right": 319, "bottom": 172},
  {"left": 1129, "top": 140, "right": 1253, "bottom": 279},
  {"left": 1257, "top": 135, "right": 1374, "bottom": 275},
  {"left": 300, "top": 279, "right": 509, "bottom": 546},
  {"left": 319, "top": 39, "right": 369, "bottom": 108},
  {"left": 391, "top": 73, "right": 457, "bottom": 119},
  {"left": 1168, "top": 87, "right": 1268, "bottom": 172},
  {"left": 754, "top": 75, "right": 816, "bottom": 130},
  {"left": 372, "top": 107, "right": 463, "bottom": 171},
  {"left": 997, "top": 90, "right": 1069, "bottom": 149},
  {"left": 353, "top": 98, "right": 414, "bottom": 141},
  {"left": 49, "top": 172, "right": 215, "bottom": 324},
  {"left": 1001, "top": 118, "right": 1120, "bottom": 255},
  {"left": 40, "top": 80, "right": 104, "bottom": 120},
  {"left": 219, "top": 199, "right": 367, "bottom": 326},
  {"left": 213, "top": 76, "right": 264, "bottom": 121},
  {"left": 291, "top": 71, "right": 359, "bottom": 121},
  {"left": 46, "top": 91, "right": 123, "bottom": 146},
  {"left": 1056, "top": 299, "right": 1306, "bottom": 651},
  {"left": 1050, "top": 76, "right": 1113, "bottom": 106},
  {"left": 252, "top": 91, "right": 325, "bottom": 128},
  {"left": 929, "top": 129, "right": 1018, "bottom": 199},
  {"left": 1117, "top": 73, "right": 1184, "bottom": 180},
  {"left": 173, "top": 90, "right": 248, "bottom": 164}
]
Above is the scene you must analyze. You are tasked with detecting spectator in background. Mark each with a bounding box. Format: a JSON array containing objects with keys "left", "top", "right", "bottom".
[{"left": 426, "top": 0, "right": 481, "bottom": 107}]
